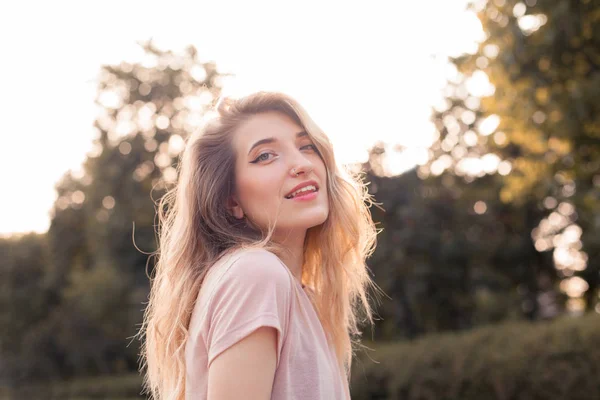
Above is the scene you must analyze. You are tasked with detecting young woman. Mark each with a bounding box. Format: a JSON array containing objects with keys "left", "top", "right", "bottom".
[{"left": 138, "top": 91, "right": 380, "bottom": 399}]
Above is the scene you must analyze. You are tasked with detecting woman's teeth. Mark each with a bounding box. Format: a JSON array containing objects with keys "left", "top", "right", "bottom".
[{"left": 286, "top": 185, "right": 317, "bottom": 199}]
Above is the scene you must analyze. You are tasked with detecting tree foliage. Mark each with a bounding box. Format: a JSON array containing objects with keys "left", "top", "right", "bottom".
[
  {"left": 0, "top": 42, "right": 225, "bottom": 383},
  {"left": 358, "top": 0, "right": 599, "bottom": 339},
  {"left": 416, "top": 0, "right": 600, "bottom": 316}
]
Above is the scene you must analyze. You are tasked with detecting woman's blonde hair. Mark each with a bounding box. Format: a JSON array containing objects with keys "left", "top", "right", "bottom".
[{"left": 137, "top": 91, "right": 381, "bottom": 400}]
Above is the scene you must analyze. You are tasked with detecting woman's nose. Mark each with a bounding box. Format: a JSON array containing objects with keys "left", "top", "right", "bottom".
[{"left": 289, "top": 154, "right": 314, "bottom": 177}]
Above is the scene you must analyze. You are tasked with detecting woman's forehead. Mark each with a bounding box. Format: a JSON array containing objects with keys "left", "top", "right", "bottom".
[{"left": 233, "top": 112, "right": 306, "bottom": 150}]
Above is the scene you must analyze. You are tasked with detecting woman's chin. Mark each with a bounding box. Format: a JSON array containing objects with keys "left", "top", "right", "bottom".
[
  {"left": 288, "top": 214, "right": 329, "bottom": 231},
  {"left": 269, "top": 215, "right": 327, "bottom": 234}
]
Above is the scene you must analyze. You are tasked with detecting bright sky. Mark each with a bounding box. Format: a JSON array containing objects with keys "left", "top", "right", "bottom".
[{"left": 0, "top": 0, "right": 482, "bottom": 236}]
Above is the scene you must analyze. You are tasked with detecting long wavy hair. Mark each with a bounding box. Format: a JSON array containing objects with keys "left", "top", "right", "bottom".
[{"left": 137, "top": 91, "right": 381, "bottom": 400}]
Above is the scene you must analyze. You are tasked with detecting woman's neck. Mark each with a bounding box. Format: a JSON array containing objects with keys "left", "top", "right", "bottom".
[{"left": 273, "top": 230, "right": 306, "bottom": 284}]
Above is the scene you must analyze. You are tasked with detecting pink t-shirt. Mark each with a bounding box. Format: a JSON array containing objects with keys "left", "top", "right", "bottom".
[{"left": 185, "top": 247, "right": 350, "bottom": 399}]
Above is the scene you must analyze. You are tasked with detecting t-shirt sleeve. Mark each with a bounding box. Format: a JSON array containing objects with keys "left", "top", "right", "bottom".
[{"left": 204, "top": 249, "right": 292, "bottom": 369}]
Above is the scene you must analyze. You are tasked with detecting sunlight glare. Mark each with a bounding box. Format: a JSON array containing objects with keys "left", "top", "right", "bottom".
[
  {"left": 478, "top": 114, "right": 501, "bottom": 136},
  {"left": 518, "top": 14, "right": 548, "bottom": 35},
  {"left": 466, "top": 70, "right": 495, "bottom": 97}
]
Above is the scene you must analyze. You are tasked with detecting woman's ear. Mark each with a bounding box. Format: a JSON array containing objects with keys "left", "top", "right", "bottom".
[{"left": 226, "top": 196, "right": 244, "bottom": 220}]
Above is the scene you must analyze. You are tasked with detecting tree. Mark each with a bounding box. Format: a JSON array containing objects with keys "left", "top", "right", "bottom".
[
  {"left": 7, "top": 41, "right": 227, "bottom": 382},
  {"left": 421, "top": 0, "right": 599, "bottom": 314},
  {"left": 0, "top": 234, "right": 59, "bottom": 385},
  {"left": 361, "top": 149, "right": 558, "bottom": 341}
]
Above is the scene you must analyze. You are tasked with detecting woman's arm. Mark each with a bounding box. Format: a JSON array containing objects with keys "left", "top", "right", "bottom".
[{"left": 207, "top": 326, "right": 278, "bottom": 400}]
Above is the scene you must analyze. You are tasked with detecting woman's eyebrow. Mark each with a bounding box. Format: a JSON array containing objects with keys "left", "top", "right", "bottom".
[{"left": 247, "top": 131, "right": 308, "bottom": 155}]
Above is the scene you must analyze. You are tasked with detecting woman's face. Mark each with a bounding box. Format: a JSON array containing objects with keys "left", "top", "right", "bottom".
[{"left": 229, "top": 111, "right": 329, "bottom": 236}]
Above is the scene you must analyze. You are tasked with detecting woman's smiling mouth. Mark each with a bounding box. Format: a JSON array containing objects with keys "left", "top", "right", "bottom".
[{"left": 284, "top": 180, "right": 319, "bottom": 199}]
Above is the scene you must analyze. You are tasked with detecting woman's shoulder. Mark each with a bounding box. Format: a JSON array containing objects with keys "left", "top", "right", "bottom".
[
  {"left": 188, "top": 247, "right": 295, "bottom": 347},
  {"left": 210, "top": 246, "right": 292, "bottom": 289}
]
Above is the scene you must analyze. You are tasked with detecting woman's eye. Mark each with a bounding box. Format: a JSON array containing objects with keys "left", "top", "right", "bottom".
[
  {"left": 251, "top": 145, "right": 317, "bottom": 164},
  {"left": 302, "top": 144, "right": 318, "bottom": 152},
  {"left": 252, "top": 152, "right": 273, "bottom": 163}
]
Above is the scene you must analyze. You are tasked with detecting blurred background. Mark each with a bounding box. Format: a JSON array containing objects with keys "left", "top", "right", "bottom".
[{"left": 1, "top": 0, "right": 599, "bottom": 399}]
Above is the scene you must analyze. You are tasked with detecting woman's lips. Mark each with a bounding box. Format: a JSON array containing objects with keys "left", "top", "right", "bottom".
[{"left": 288, "top": 190, "right": 318, "bottom": 201}]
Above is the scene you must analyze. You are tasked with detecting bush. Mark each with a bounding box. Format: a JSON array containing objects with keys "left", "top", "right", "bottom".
[
  {"left": 350, "top": 312, "right": 600, "bottom": 400},
  {"left": 5, "top": 373, "right": 143, "bottom": 400},
  {"left": 6, "top": 314, "right": 600, "bottom": 399}
]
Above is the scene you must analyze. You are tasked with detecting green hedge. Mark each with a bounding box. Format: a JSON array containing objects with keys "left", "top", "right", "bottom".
[
  {"left": 4, "top": 374, "right": 143, "bottom": 400},
  {"left": 350, "top": 312, "right": 600, "bottom": 400},
  {"left": 6, "top": 314, "right": 599, "bottom": 399}
]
